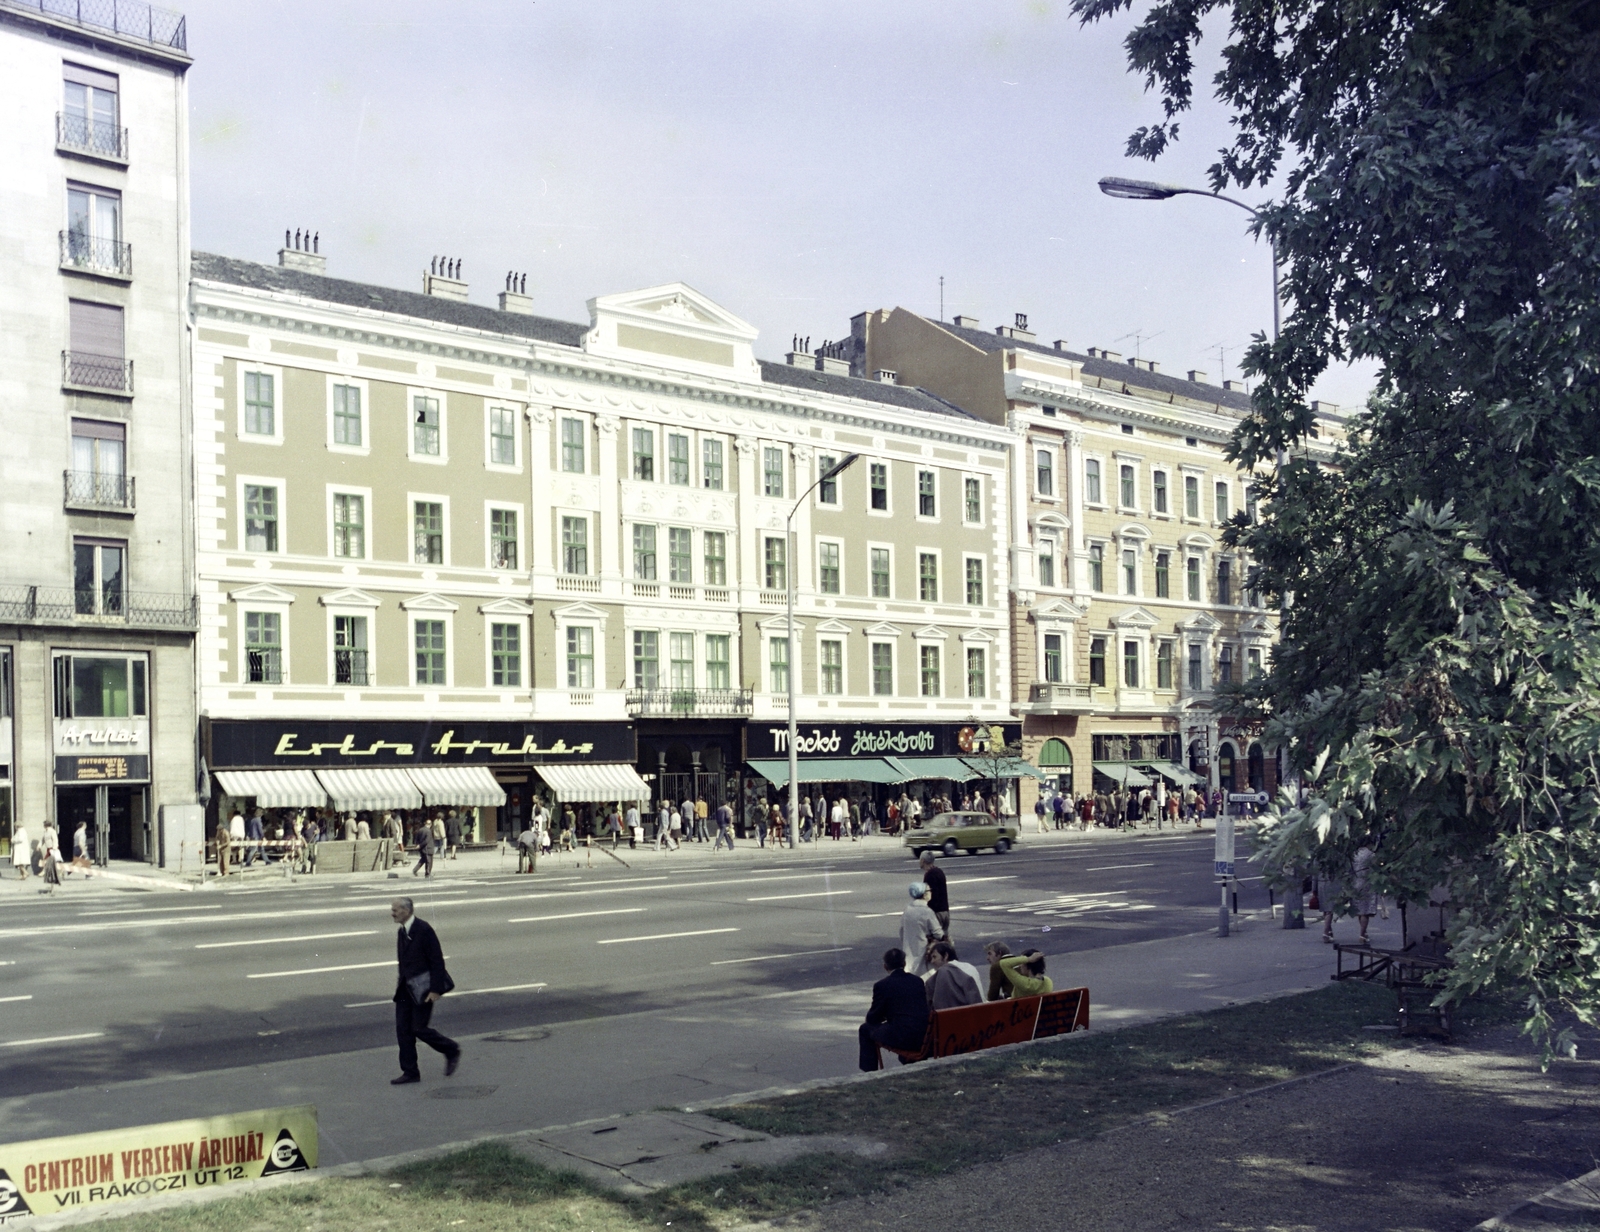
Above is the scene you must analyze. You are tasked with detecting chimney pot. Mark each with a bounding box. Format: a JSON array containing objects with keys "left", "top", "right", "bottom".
[
  {"left": 1188, "top": 369, "right": 1209, "bottom": 384},
  {"left": 278, "top": 230, "right": 327, "bottom": 274},
  {"left": 1053, "top": 339, "right": 1070, "bottom": 352},
  {"left": 951, "top": 314, "right": 980, "bottom": 330},
  {"left": 875, "top": 369, "right": 898, "bottom": 384},
  {"left": 423, "top": 258, "right": 469, "bottom": 301}
]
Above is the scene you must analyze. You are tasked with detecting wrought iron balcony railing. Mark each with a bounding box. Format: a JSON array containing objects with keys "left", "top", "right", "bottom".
[
  {"left": 55, "top": 111, "right": 129, "bottom": 162},
  {"left": 14, "top": 0, "right": 187, "bottom": 52},
  {"left": 64, "top": 469, "right": 134, "bottom": 510},
  {"left": 625, "top": 687, "right": 754, "bottom": 717},
  {"left": 63, "top": 351, "right": 133, "bottom": 394},
  {"left": 246, "top": 647, "right": 283, "bottom": 685},
  {"left": 60, "top": 231, "right": 132, "bottom": 278},
  {"left": 0, "top": 584, "right": 194, "bottom": 629},
  {"left": 334, "top": 648, "right": 369, "bottom": 686}
]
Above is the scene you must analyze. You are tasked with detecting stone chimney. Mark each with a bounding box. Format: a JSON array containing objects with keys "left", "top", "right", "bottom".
[
  {"left": 995, "top": 312, "right": 1036, "bottom": 341},
  {"left": 278, "top": 227, "right": 325, "bottom": 275},
  {"left": 1223, "top": 378, "right": 1245, "bottom": 391},
  {"left": 1310, "top": 400, "right": 1341, "bottom": 416},
  {"left": 1188, "top": 370, "right": 1209, "bottom": 384},
  {"left": 1053, "top": 340, "right": 1070, "bottom": 352},
  {"left": 499, "top": 270, "right": 532, "bottom": 314},
  {"left": 951, "top": 314, "right": 980, "bottom": 330},
  {"left": 423, "top": 256, "right": 468, "bottom": 301},
  {"left": 875, "top": 369, "right": 898, "bottom": 384},
  {"left": 1087, "top": 348, "right": 1122, "bottom": 364}
]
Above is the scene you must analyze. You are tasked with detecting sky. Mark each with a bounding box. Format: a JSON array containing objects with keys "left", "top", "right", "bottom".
[{"left": 182, "top": 0, "right": 1373, "bottom": 408}]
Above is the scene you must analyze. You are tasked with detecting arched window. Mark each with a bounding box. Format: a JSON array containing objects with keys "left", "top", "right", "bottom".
[{"left": 1039, "top": 738, "right": 1072, "bottom": 769}]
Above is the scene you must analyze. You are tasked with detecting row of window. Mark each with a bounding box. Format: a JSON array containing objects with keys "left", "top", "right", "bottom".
[
  {"left": 239, "top": 612, "right": 526, "bottom": 689},
  {"left": 1036, "top": 451, "right": 1253, "bottom": 524},
  {"left": 720, "top": 637, "right": 988, "bottom": 700},
  {"left": 1037, "top": 540, "right": 1258, "bottom": 606},
  {"left": 1039, "top": 633, "right": 1264, "bottom": 690}
]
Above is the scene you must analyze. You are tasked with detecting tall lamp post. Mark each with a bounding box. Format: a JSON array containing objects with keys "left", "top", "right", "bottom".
[{"left": 786, "top": 452, "right": 860, "bottom": 848}]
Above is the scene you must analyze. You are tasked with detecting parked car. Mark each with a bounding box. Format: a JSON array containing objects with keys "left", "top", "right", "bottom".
[{"left": 904, "top": 811, "right": 1020, "bottom": 857}]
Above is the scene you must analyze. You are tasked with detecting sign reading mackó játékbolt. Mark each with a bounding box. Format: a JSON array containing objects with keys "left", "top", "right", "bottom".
[
  {"left": 745, "top": 721, "right": 1019, "bottom": 761},
  {"left": 206, "top": 719, "right": 634, "bottom": 768}
]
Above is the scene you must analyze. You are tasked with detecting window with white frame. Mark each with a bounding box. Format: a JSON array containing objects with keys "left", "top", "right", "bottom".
[
  {"left": 244, "top": 611, "right": 282, "bottom": 684},
  {"left": 412, "top": 393, "right": 442, "bottom": 458},
  {"left": 918, "top": 552, "right": 938, "bottom": 602},
  {"left": 1085, "top": 458, "right": 1103, "bottom": 504},
  {"left": 667, "top": 433, "right": 690, "bottom": 485},
  {"left": 966, "top": 646, "right": 987, "bottom": 698},
  {"left": 1186, "top": 555, "right": 1202, "bottom": 601},
  {"left": 871, "top": 642, "right": 894, "bottom": 695},
  {"left": 332, "top": 493, "right": 364, "bottom": 559},
  {"left": 763, "top": 447, "right": 784, "bottom": 497},
  {"left": 919, "top": 644, "right": 941, "bottom": 696},
  {"left": 917, "top": 470, "right": 937, "bottom": 517},
  {"left": 818, "top": 541, "right": 841, "bottom": 594},
  {"left": 414, "top": 620, "right": 447, "bottom": 686},
  {"left": 964, "top": 477, "right": 982, "bottom": 523},
  {"left": 818, "top": 455, "right": 840, "bottom": 505},
  {"left": 1153, "top": 470, "right": 1169, "bottom": 514},
  {"left": 1038, "top": 538, "right": 1056, "bottom": 588},
  {"left": 331, "top": 383, "right": 364, "bottom": 448},
  {"left": 489, "top": 508, "right": 518, "bottom": 570},
  {"left": 488, "top": 405, "right": 517, "bottom": 466},
  {"left": 702, "top": 438, "right": 724, "bottom": 489},
  {"left": 1188, "top": 643, "right": 1203, "bottom": 690},
  {"left": 561, "top": 515, "right": 588, "bottom": 575},
  {"left": 1123, "top": 640, "right": 1140, "bottom": 687},
  {"left": 704, "top": 532, "right": 727, "bottom": 586},
  {"left": 632, "top": 427, "right": 655, "bottom": 481},
  {"left": 244, "top": 484, "right": 279, "bottom": 553},
  {"left": 1215, "top": 480, "right": 1231, "bottom": 522},
  {"left": 413, "top": 501, "right": 444, "bottom": 565},
  {"left": 566, "top": 626, "right": 594, "bottom": 688},
  {"left": 1217, "top": 558, "right": 1233, "bottom": 605},
  {"left": 633, "top": 630, "right": 659, "bottom": 688},
  {"left": 1155, "top": 551, "right": 1171, "bottom": 598},
  {"left": 820, "top": 639, "right": 843, "bottom": 694},
  {"left": 1122, "top": 547, "right": 1138, "bottom": 595},
  {"left": 668, "top": 527, "right": 692, "bottom": 583},
  {"left": 764, "top": 537, "right": 786, "bottom": 590},
  {"left": 1089, "top": 636, "right": 1107, "bottom": 686},
  {"left": 1036, "top": 449, "right": 1054, "bottom": 496},
  {"left": 491, "top": 623, "right": 522, "bottom": 687},
  {"left": 561, "top": 417, "right": 586, "bottom": 473},
  {"left": 706, "top": 634, "right": 730, "bottom": 688},
  {"left": 870, "top": 547, "right": 891, "bottom": 598},
  {"left": 1217, "top": 643, "right": 1235, "bottom": 684},
  {"left": 1248, "top": 646, "right": 1263, "bottom": 679},
  {"left": 1184, "top": 473, "right": 1201, "bottom": 518},
  {"left": 1157, "top": 640, "right": 1175, "bottom": 689},
  {"left": 769, "top": 636, "right": 789, "bottom": 693},
  {"left": 965, "top": 557, "right": 984, "bottom": 606},
  {"left": 1120, "top": 464, "right": 1136, "bottom": 508},
  {"left": 669, "top": 632, "right": 694, "bottom": 688},
  {"left": 334, "top": 615, "right": 368, "bottom": 686},
  {"left": 243, "top": 370, "right": 275, "bottom": 437},
  {"left": 633, "top": 525, "right": 657, "bottom": 579},
  {"left": 869, "top": 462, "right": 888, "bottom": 511},
  {"left": 1043, "top": 633, "right": 1064, "bottom": 683},
  {"left": 1088, "top": 543, "right": 1104, "bottom": 592}
]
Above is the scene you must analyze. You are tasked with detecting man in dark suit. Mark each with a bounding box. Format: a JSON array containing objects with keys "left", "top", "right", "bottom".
[
  {"left": 389, "top": 897, "right": 460, "bottom": 1084},
  {"left": 858, "top": 947, "right": 930, "bottom": 1071}
]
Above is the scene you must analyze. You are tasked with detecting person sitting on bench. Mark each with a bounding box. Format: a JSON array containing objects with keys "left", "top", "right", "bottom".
[
  {"left": 924, "top": 941, "right": 984, "bottom": 1009},
  {"left": 857, "top": 947, "right": 930, "bottom": 1071},
  {"left": 996, "top": 949, "right": 1053, "bottom": 997}
]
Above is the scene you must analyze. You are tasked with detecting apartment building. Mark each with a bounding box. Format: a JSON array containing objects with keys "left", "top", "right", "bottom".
[
  {"left": 844, "top": 308, "right": 1339, "bottom": 807},
  {"left": 0, "top": 0, "right": 195, "bottom": 863},
  {"left": 190, "top": 251, "right": 1013, "bottom": 837}
]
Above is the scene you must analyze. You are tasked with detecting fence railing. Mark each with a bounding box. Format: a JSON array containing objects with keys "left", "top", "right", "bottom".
[
  {"left": 246, "top": 647, "right": 283, "bottom": 685},
  {"left": 60, "top": 230, "right": 132, "bottom": 277},
  {"left": 334, "top": 648, "right": 369, "bottom": 687},
  {"left": 55, "top": 111, "right": 130, "bottom": 161},
  {"left": 626, "top": 687, "right": 754, "bottom": 717},
  {"left": 10, "top": 0, "right": 187, "bottom": 51},
  {"left": 64, "top": 469, "right": 135, "bottom": 509},
  {"left": 0, "top": 585, "right": 194, "bottom": 628},
  {"left": 63, "top": 351, "right": 133, "bottom": 393}
]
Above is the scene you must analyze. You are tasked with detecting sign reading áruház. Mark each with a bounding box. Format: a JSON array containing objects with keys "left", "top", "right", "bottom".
[{"left": 0, "top": 1104, "right": 315, "bottom": 1222}]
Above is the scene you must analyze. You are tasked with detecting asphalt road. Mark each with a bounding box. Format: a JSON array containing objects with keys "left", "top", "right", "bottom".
[{"left": 0, "top": 828, "right": 1248, "bottom": 1106}]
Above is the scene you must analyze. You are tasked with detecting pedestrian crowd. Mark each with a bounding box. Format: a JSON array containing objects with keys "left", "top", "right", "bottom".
[{"left": 1031, "top": 782, "right": 1223, "bottom": 833}]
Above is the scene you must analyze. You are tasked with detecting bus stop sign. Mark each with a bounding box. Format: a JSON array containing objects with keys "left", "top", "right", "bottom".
[{"left": 1214, "top": 814, "right": 1236, "bottom": 877}]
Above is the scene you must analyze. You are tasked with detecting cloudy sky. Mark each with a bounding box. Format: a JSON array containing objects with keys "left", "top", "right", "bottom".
[{"left": 182, "top": 0, "right": 1370, "bottom": 407}]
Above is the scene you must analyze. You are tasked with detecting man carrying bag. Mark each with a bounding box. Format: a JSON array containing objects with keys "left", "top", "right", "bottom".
[{"left": 389, "top": 897, "right": 460, "bottom": 1084}]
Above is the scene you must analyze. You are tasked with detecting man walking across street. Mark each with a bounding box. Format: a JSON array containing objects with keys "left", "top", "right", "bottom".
[
  {"left": 389, "top": 897, "right": 459, "bottom": 1084},
  {"left": 412, "top": 821, "right": 436, "bottom": 878},
  {"left": 713, "top": 800, "right": 734, "bottom": 851},
  {"left": 918, "top": 851, "right": 950, "bottom": 938}
]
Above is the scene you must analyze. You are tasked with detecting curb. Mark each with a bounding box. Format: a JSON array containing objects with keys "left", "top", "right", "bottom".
[{"left": 1473, "top": 1165, "right": 1600, "bottom": 1230}]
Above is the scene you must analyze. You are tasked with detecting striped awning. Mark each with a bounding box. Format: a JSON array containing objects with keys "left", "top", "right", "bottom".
[
  {"left": 213, "top": 769, "right": 328, "bottom": 809},
  {"left": 315, "top": 767, "right": 423, "bottom": 811},
  {"left": 745, "top": 758, "right": 908, "bottom": 787},
  {"left": 1092, "top": 762, "right": 1155, "bottom": 787},
  {"left": 892, "top": 757, "right": 983, "bottom": 783},
  {"left": 963, "top": 756, "right": 1046, "bottom": 781},
  {"left": 1144, "top": 761, "right": 1204, "bottom": 786},
  {"left": 406, "top": 765, "right": 507, "bottom": 807},
  {"left": 533, "top": 762, "right": 652, "bottom": 803}
]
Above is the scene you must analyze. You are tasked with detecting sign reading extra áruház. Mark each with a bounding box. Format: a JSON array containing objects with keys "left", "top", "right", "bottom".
[{"left": 205, "top": 719, "right": 634, "bottom": 768}]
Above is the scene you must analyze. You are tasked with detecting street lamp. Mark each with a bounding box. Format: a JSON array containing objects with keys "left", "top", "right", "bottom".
[
  {"left": 785, "top": 452, "right": 861, "bottom": 848},
  {"left": 1097, "top": 176, "right": 1279, "bottom": 340}
]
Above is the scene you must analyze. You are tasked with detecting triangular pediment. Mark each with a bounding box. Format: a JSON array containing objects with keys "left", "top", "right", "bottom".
[
  {"left": 479, "top": 598, "right": 534, "bottom": 616},
  {"left": 1032, "top": 598, "right": 1086, "bottom": 623},
  {"left": 585, "top": 283, "right": 760, "bottom": 382},
  {"left": 914, "top": 625, "right": 948, "bottom": 641},
  {"left": 864, "top": 622, "right": 902, "bottom": 638},
  {"left": 228, "top": 583, "right": 296, "bottom": 604},
  {"left": 399, "top": 592, "right": 461, "bottom": 613},
  {"left": 1176, "top": 611, "right": 1223, "bottom": 633},
  {"left": 757, "top": 615, "right": 804, "bottom": 633},
  {"left": 318, "top": 587, "right": 381, "bottom": 609},
  {"left": 551, "top": 601, "right": 609, "bottom": 623},
  {"left": 1112, "top": 606, "right": 1159, "bottom": 629},
  {"left": 814, "top": 618, "right": 852, "bottom": 634}
]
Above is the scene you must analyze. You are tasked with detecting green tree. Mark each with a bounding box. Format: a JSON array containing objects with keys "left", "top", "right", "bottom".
[{"left": 1072, "top": 0, "right": 1600, "bottom": 1050}]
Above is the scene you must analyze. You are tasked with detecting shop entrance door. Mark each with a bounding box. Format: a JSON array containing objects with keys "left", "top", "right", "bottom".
[{"left": 56, "top": 784, "right": 139, "bottom": 862}]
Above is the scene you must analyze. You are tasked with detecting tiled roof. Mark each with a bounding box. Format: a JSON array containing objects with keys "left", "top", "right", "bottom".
[
  {"left": 191, "top": 252, "right": 590, "bottom": 348},
  {"left": 926, "top": 317, "right": 1254, "bottom": 414},
  {"left": 757, "top": 359, "right": 977, "bottom": 420}
]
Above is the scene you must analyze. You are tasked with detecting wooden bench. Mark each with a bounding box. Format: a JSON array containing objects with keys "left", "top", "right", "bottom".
[
  {"left": 1332, "top": 938, "right": 1453, "bottom": 1039},
  {"left": 878, "top": 987, "right": 1090, "bottom": 1067}
]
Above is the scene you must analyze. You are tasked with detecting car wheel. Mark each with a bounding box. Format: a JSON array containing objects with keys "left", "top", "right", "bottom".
[
  {"left": 942, "top": 839, "right": 959, "bottom": 858},
  {"left": 995, "top": 839, "right": 1010, "bottom": 854},
  {"left": 910, "top": 847, "right": 922, "bottom": 859}
]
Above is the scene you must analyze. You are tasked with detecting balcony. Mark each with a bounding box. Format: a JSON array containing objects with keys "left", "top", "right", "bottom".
[
  {"left": 1027, "top": 681, "right": 1096, "bottom": 714},
  {"left": 0, "top": 584, "right": 194, "bottom": 629},
  {"left": 63, "top": 351, "right": 133, "bottom": 395},
  {"left": 55, "top": 111, "right": 129, "bottom": 163},
  {"left": 60, "top": 231, "right": 132, "bottom": 279},
  {"left": 555, "top": 575, "right": 600, "bottom": 594},
  {"left": 626, "top": 687, "right": 754, "bottom": 718},
  {"left": 245, "top": 647, "right": 283, "bottom": 685},
  {"left": 64, "top": 470, "right": 134, "bottom": 512},
  {"left": 15, "top": 0, "right": 187, "bottom": 53},
  {"left": 334, "top": 648, "right": 369, "bottom": 687}
]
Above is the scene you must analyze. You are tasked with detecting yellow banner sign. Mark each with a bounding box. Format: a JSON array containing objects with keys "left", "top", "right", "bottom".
[{"left": 0, "top": 1104, "right": 316, "bottom": 1222}]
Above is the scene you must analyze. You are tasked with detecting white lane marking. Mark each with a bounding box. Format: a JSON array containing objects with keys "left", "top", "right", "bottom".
[
  {"left": 946, "top": 876, "right": 1017, "bottom": 885},
  {"left": 247, "top": 960, "right": 392, "bottom": 980},
  {"left": 79, "top": 904, "right": 224, "bottom": 918},
  {"left": 506, "top": 908, "right": 645, "bottom": 924},
  {"left": 0, "top": 994, "right": 33, "bottom": 1003},
  {"left": 450, "top": 982, "right": 547, "bottom": 997},
  {"left": 745, "top": 890, "right": 853, "bottom": 903},
  {"left": 711, "top": 947, "right": 851, "bottom": 966},
  {"left": 196, "top": 930, "right": 379, "bottom": 950},
  {"left": 597, "top": 928, "right": 739, "bottom": 946},
  {"left": 1084, "top": 863, "right": 1156, "bottom": 872},
  {"left": 2, "top": 1032, "right": 104, "bottom": 1048},
  {"left": 344, "top": 999, "right": 392, "bottom": 1008},
  {"left": 854, "top": 912, "right": 900, "bottom": 919}
]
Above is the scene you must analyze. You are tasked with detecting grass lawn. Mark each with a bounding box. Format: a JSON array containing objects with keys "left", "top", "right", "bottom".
[{"left": 105, "top": 980, "right": 1521, "bottom": 1232}]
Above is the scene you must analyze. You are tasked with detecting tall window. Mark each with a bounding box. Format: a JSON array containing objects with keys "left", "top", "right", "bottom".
[
  {"left": 871, "top": 643, "right": 894, "bottom": 695},
  {"left": 669, "top": 632, "right": 694, "bottom": 689},
  {"left": 244, "top": 371, "right": 275, "bottom": 436},
  {"left": 413, "top": 501, "right": 444, "bottom": 564},
  {"left": 703, "top": 532, "right": 727, "bottom": 586},
  {"left": 1186, "top": 556, "right": 1201, "bottom": 601},
  {"left": 1120, "top": 464, "right": 1136, "bottom": 507},
  {"left": 561, "top": 516, "right": 588, "bottom": 575},
  {"left": 632, "top": 428, "right": 654, "bottom": 480},
  {"left": 334, "top": 616, "right": 368, "bottom": 686},
  {"left": 333, "top": 493, "right": 364, "bottom": 559},
  {"left": 490, "top": 509, "right": 518, "bottom": 569},
  {"left": 414, "top": 620, "right": 446, "bottom": 686},
  {"left": 869, "top": 462, "right": 888, "bottom": 510},
  {"left": 918, "top": 553, "right": 938, "bottom": 602},
  {"left": 70, "top": 420, "right": 124, "bottom": 507},
  {"left": 62, "top": 66, "right": 120, "bottom": 158},
  {"left": 667, "top": 433, "right": 690, "bottom": 485},
  {"left": 1153, "top": 470, "right": 1168, "bottom": 513},
  {"left": 965, "top": 558, "right": 984, "bottom": 606},
  {"left": 818, "top": 542, "right": 841, "bottom": 594},
  {"left": 1085, "top": 459, "right": 1102, "bottom": 504},
  {"left": 702, "top": 439, "right": 724, "bottom": 489},
  {"left": 764, "top": 537, "right": 786, "bottom": 590},
  {"left": 768, "top": 637, "right": 789, "bottom": 693},
  {"left": 1188, "top": 643, "right": 1203, "bottom": 691},
  {"left": 489, "top": 406, "right": 516, "bottom": 465},
  {"left": 966, "top": 647, "right": 986, "bottom": 698},
  {"left": 965, "top": 477, "right": 981, "bottom": 522},
  {"left": 1088, "top": 637, "right": 1107, "bottom": 687},
  {"left": 1038, "top": 541, "right": 1055, "bottom": 588},
  {"left": 705, "top": 634, "right": 730, "bottom": 688},
  {"left": 1217, "top": 644, "right": 1235, "bottom": 684},
  {"left": 1217, "top": 559, "right": 1233, "bottom": 605},
  {"left": 1089, "top": 544, "right": 1104, "bottom": 592},
  {"left": 1123, "top": 548, "right": 1137, "bottom": 595},
  {"left": 332, "top": 385, "right": 362, "bottom": 446},
  {"left": 1154, "top": 551, "right": 1170, "bottom": 598},
  {"left": 491, "top": 623, "right": 521, "bottom": 687},
  {"left": 413, "top": 395, "right": 441, "bottom": 456},
  {"left": 1215, "top": 481, "right": 1231, "bottom": 521},
  {"left": 633, "top": 525, "right": 657, "bottom": 579},
  {"left": 668, "top": 527, "right": 692, "bottom": 583},
  {"left": 820, "top": 639, "right": 843, "bottom": 694},
  {"left": 244, "top": 485, "right": 278, "bottom": 553},
  {"left": 244, "top": 611, "right": 282, "bottom": 684},
  {"left": 1123, "top": 640, "right": 1140, "bottom": 687},
  {"left": 567, "top": 626, "right": 594, "bottom": 688},
  {"left": 1184, "top": 474, "right": 1200, "bottom": 518},
  {"left": 818, "top": 455, "right": 839, "bottom": 504},
  {"left": 1036, "top": 450, "right": 1054, "bottom": 496},
  {"left": 561, "top": 418, "right": 585, "bottom": 473},
  {"left": 917, "top": 470, "right": 936, "bottom": 517},
  {"left": 1246, "top": 485, "right": 1259, "bottom": 523},
  {"left": 633, "top": 630, "right": 659, "bottom": 688},
  {"left": 870, "top": 548, "right": 891, "bottom": 597},
  {"left": 1043, "top": 633, "right": 1063, "bottom": 683},
  {"left": 1157, "top": 641, "right": 1175, "bottom": 689},
  {"left": 54, "top": 653, "right": 145, "bottom": 718},
  {"left": 1248, "top": 647, "right": 1264, "bottom": 679},
  {"left": 919, "top": 645, "right": 941, "bottom": 696},
  {"left": 763, "top": 447, "right": 784, "bottom": 497}
]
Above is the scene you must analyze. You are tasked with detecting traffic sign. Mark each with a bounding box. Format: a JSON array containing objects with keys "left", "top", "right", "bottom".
[
  {"left": 1228, "top": 792, "right": 1268, "bottom": 804},
  {"left": 1214, "top": 814, "right": 1236, "bottom": 877}
]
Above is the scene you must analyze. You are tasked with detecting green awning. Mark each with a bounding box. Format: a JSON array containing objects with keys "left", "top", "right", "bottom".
[
  {"left": 1092, "top": 761, "right": 1155, "bottom": 786},
  {"left": 892, "top": 757, "right": 983, "bottom": 782},
  {"left": 746, "top": 758, "right": 907, "bottom": 787},
  {"left": 1143, "top": 761, "right": 1203, "bottom": 786},
  {"left": 963, "top": 756, "right": 1046, "bottom": 780}
]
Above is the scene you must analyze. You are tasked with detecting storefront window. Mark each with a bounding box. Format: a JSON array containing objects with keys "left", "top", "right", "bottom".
[{"left": 55, "top": 654, "right": 145, "bottom": 717}]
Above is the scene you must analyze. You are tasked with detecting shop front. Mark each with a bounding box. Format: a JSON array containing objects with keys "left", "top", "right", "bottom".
[{"left": 54, "top": 719, "right": 150, "bottom": 863}]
